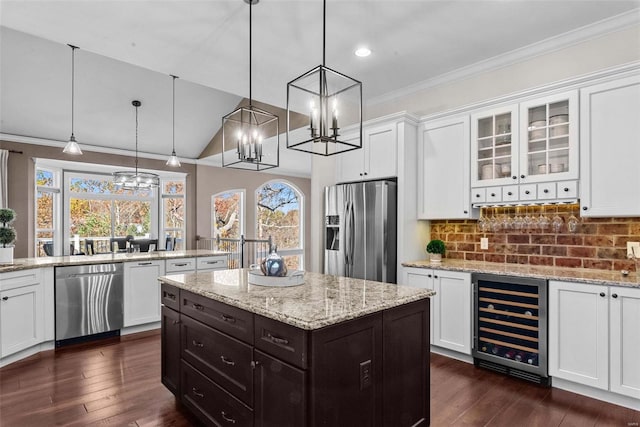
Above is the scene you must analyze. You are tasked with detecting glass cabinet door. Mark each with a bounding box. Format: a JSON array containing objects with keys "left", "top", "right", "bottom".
[
  {"left": 519, "top": 91, "right": 578, "bottom": 183},
  {"left": 471, "top": 106, "right": 519, "bottom": 187}
]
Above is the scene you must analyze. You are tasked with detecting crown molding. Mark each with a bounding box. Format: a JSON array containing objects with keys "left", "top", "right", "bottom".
[
  {"left": 0, "top": 133, "right": 198, "bottom": 165},
  {"left": 368, "top": 9, "right": 640, "bottom": 107}
]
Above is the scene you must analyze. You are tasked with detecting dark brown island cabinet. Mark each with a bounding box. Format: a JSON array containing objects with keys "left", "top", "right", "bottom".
[{"left": 160, "top": 272, "right": 431, "bottom": 427}]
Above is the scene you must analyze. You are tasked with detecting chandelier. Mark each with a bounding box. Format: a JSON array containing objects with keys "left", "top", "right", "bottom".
[
  {"left": 222, "top": 0, "right": 279, "bottom": 171},
  {"left": 113, "top": 100, "right": 160, "bottom": 189},
  {"left": 286, "top": 0, "right": 362, "bottom": 156}
]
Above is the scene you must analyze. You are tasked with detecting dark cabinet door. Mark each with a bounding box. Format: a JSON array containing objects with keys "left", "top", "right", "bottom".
[
  {"left": 254, "top": 349, "right": 306, "bottom": 427},
  {"left": 383, "top": 299, "right": 430, "bottom": 427},
  {"left": 161, "top": 305, "right": 181, "bottom": 395}
]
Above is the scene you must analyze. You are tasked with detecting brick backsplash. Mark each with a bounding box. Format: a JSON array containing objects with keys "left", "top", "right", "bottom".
[{"left": 430, "top": 205, "right": 640, "bottom": 271}]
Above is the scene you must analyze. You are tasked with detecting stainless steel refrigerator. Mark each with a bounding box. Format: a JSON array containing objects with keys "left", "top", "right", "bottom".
[{"left": 324, "top": 180, "right": 397, "bottom": 283}]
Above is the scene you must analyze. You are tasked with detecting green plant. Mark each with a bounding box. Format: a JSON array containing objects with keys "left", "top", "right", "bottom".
[
  {"left": 426, "top": 239, "right": 446, "bottom": 255},
  {"left": 0, "top": 208, "right": 16, "bottom": 248}
]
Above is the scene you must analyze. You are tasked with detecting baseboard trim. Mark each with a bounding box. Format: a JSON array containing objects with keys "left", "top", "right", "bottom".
[
  {"left": 552, "top": 377, "right": 640, "bottom": 411},
  {"left": 430, "top": 345, "right": 474, "bottom": 364}
]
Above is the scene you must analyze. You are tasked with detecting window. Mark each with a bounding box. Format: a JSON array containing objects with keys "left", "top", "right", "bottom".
[
  {"left": 161, "top": 180, "right": 186, "bottom": 250},
  {"left": 256, "top": 181, "right": 303, "bottom": 269},
  {"left": 64, "top": 172, "right": 157, "bottom": 254},
  {"left": 212, "top": 190, "right": 244, "bottom": 239},
  {"left": 35, "top": 167, "right": 60, "bottom": 256}
]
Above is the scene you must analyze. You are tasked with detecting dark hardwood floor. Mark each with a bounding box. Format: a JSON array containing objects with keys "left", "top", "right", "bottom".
[{"left": 0, "top": 331, "right": 638, "bottom": 426}]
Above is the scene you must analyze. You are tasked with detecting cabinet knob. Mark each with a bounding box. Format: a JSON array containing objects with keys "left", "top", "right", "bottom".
[
  {"left": 612, "top": 293, "right": 618, "bottom": 299},
  {"left": 525, "top": 190, "right": 530, "bottom": 195},
  {"left": 1, "top": 296, "right": 8, "bottom": 301},
  {"left": 172, "top": 319, "right": 181, "bottom": 325},
  {"left": 475, "top": 194, "right": 480, "bottom": 198},
  {"left": 520, "top": 174, "right": 525, "bottom": 179},
  {"left": 563, "top": 187, "right": 570, "bottom": 192},
  {"left": 599, "top": 292, "right": 606, "bottom": 297},
  {"left": 508, "top": 191, "right": 513, "bottom": 196},
  {"left": 490, "top": 193, "right": 496, "bottom": 197},
  {"left": 427, "top": 274, "right": 432, "bottom": 278},
  {"left": 543, "top": 189, "right": 549, "bottom": 193},
  {"left": 464, "top": 210, "right": 468, "bottom": 214},
  {"left": 512, "top": 176, "right": 517, "bottom": 180},
  {"left": 583, "top": 206, "right": 588, "bottom": 211},
  {"left": 434, "top": 275, "right": 438, "bottom": 279},
  {"left": 364, "top": 172, "right": 368, "bottom": 176},
  {"left": 359, "top": 173, "right": 363, "bottom": 176}
]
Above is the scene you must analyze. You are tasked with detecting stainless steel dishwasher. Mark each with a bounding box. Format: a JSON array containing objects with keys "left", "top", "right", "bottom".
[{"left": 55, "top": 263, "right": 124, "bottom": 345}]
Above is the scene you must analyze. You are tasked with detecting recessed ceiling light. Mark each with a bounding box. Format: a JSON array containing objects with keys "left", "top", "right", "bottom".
[{"left": 355, "top": 47, "right": 371, "bottom": 57}]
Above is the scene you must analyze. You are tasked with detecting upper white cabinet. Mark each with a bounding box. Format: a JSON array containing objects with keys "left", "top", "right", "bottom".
[
  {"left": 549, "top": 280, "right": 640, "bottom": 400},
  {"left": 336, "top": 122, "right": 397, "bottom": 183},
  {"left": 124, "top": 260, "right": 165, "bottom": 327},
  {"left": 579, "top": 75, "right": 640, "bottom": 217},
  {"left": 470, "top": 91, "right": 578, "bottom": 205},
  {"left": 0, "top": 269, "right": 45, "bottom": 358},
  {"left": 418, "top": 115, "right": 475, "bottom": 219}
]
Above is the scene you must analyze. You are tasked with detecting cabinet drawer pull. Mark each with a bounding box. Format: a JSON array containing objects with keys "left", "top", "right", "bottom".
[
  {"left": 268, "top": 334, "right": 289, "bottom": 345},
  {"left": 192, "top": 387, "right": 204, "bottom": 398},
  {"left": 172, "top": 319, "right": 181, "bottom": 325},
  {"left": 612, "top": 293, "right": 618, "bottom": 299},
  {"left": 599, "top": 292, "right": 606, "bottom": 297},
  {"left": 490, "top": 193, "right": 496, "bottom": 197},
  {"left": 543, "top": 189, "right": 549, "bottom": 193},
  {"left": 205, "top": 260, "right": 221, "bottom": 265},
  {"left": 138, "top": 262, "right": 153, "bottom": 266},
  {"left": 221, "top": 411, "right": 237, "bottom": 424},
  {"left": 1, "top": 296, "right": 8, "bottom": 301},
  {"left": 524, "top": 190, "right": 530, "bottom": 195},
  {"left": 192, "top": 340, "right": 204, "bottom": 348},
  {"left": 174, "top": 263, "right": 188, "bottom": 267},
  {"left": 563, "top": 187, "right": 569, "bottom": 192},
  {"left": 166, "top": 293, "right": 176, "bottom": 300},
  {"left": 221, "top": 314, "right": 236, "bottom": 323},
  {"left": 193, "top": 303, "right": 204, "bottom": 311},
  {"left": 220, "top": 355, "right": 235, "bottom": 366},
  {"left": 507, "top": 191, "right": 513, "bottom": 196}
]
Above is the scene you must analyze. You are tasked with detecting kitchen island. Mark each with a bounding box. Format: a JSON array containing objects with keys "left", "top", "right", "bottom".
[{"left": 158, "top": 269, "right": 435, "bottom": 427}]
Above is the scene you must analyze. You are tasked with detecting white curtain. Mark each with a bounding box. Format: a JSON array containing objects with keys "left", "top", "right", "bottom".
[{"left": 0, "top": 149, "right": 8, "bottom": 209}]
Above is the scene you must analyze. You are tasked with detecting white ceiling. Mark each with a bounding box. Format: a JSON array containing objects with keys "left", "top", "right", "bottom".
[{"left": 1, "top": 0, "right": 639, "bottom": 177}]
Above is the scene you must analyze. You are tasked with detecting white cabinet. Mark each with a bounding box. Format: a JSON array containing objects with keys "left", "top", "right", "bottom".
[
  {"left": 549, "top": 280, "right": 640, "bottom": 399},
  {"left": 609, "top": 286, "right": 640, "bottom": 399},
  {"left": 0, "top": 269, "right": 44, "bottom": 358},
  {"left": 470, "top": 91, "right": 578, "bottom": 205},
  {"left": 123, "top": 260, "right": 165, "bottom": 327},
  {"left": 418, "top": 115, "right": 475, "bottom": 219},
  {"left": 402, "top": 267, "right": 472, "bottom": 355},
  {"left": 579, "top": 75, "right": 640, "bottom": 217},
  {"left": 166, "top": 257, "right": 197, "bottom": 274},
  {"left": 336, "top": 122, "right": 397, "bottom": 183},
  {"left": 196, "top": 255, "right": 228, "bottom": 271}
]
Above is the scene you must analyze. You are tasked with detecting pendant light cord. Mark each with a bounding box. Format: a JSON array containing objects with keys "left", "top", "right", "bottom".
[
  {"left": 171, "top": 75, "right": 178, "bottom": 154},
  {"left": 249, "top": 0, "right": 252, "bottom": 107},
  {"left": 322, "top": 0, "right": 326, "bottom": 66},
  {"left": 134, "top": 103, "right": 139, "bottom": 174},
  {"left": 68, "top": 44, "right": 78, "bottom": 137}
]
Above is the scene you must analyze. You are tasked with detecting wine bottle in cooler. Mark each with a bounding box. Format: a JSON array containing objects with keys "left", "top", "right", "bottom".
[
  {"left": 504, "top": 349, "right": 516, "bottom": 359},
  {"left": 491, "top": 345, "right": 501, "bottom": 356},
  {"left": 527, "top": 354, "right": 539, "bottom": 365},
  {"left": 515, "top": 352, "right": 526, "bottom": 362}
]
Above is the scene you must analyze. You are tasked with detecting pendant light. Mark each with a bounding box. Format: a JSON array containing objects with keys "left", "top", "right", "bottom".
[
  {"left": 286, "top": 0, "right": 362, "bottom": 156},
  {"left": 63, "top": 44, "right": 83, "bottom": 155},
  {"left": 113, "top": 100, "right": 160, "bottom": 189},
  {"left": 222, "top": 0, "right": 279, "bottom": 171},
  {"left": 166, "top": 75, "right": 181, "bottom": 167}
]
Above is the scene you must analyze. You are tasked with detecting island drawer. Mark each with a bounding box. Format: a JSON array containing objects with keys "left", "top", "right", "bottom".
[
  {"left": 161, "top": 283, "right": 180, "bottom": 311},
  {"left": 197, "top": 256, "right": 228, "bottom": 271},
  {"left": 255, "top": 315, "right": 309, "bottom": 369},
  {"left": 181, "top": 290, "right": 254, "bottom": 343},
  {"left": 181, "top": 314, "right": 254, "bottom": 406},
  {"left": 166, "top": 257, "right": 196, "bottom": 273},
  {"left": 182, "top": 360, "right": 253, "bottom": 427}
]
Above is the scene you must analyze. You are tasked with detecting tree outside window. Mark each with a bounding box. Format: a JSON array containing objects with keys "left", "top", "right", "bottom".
[{"left": 213, "top": 190, "right": 244, "bottom": 239}]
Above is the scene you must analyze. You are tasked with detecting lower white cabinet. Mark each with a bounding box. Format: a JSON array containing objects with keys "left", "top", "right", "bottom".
[
  {"left": 196, "top": 255, "right": 227, "bottom": 271},
  {"left": 124, "top": 260, "right": 165, "bottom": 327},
  {"left": 166, "top": 257, "right": 197, "bottom": 274},
  {"left": 549, "top": 280, "right": 640, "bottom": 399},
  {"left": 402, "top": 267, "right": 472, "bottom": 355},
  {"left": 0, "top": 269, "right": 44, "bottom": 358}
]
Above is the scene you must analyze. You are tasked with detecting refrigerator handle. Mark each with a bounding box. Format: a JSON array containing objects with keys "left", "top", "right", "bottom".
[
  {"left": 381, "top": 182, "right": 388, "bottom": 282},
  {"left": 344, "top": 200, "right": 351, "bottom": 274}
]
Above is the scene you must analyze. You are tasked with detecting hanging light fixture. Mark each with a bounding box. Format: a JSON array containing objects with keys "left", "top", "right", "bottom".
[
  {"left": 286, "top": 0, "right": 362, "bottom": 156},
  {"left": 222, "top": 0, "right": 279, "bottom": 171},
  {"left": 113, "top": 100, "right": 160, "bottom": 189},
  {"left": 63, "top": 44, "right": 83, "bottom": 155},
  {"left": 166, "top": 75, "right": 181, "bottom": 167}
]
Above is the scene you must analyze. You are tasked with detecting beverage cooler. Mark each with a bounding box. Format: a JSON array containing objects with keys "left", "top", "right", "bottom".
[{"left": 472, "top": 273, "right": 550, "bottom": 386}]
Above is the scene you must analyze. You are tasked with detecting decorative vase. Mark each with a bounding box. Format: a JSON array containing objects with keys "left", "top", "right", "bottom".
[
  {"left": 260, "top": 245, "right": 288, "bottom": 277},
  {"left": 429, "top": 253, "right": 442, "bottom": 264},
  {"left": 0, "top": 247, "right": 14, "bottom": 264}
]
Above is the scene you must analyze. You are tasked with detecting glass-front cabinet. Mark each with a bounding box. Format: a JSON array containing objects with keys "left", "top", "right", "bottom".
[
  {"left": 519, "top": 91, "right": 578, "bottom": 183},
  {"left": 470, "top": 90, "right": 578, "bottom": 205}
]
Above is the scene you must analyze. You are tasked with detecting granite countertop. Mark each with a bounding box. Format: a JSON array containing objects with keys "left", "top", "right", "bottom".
[
  {"left": 0, "top": 249, "right": 229, "bottom": 273},
  {"left": 158, "top": 269, "right": 435, "bottom": 330},
  {"left": 402, "top": 259, "right": 640, "bottom": 288}
]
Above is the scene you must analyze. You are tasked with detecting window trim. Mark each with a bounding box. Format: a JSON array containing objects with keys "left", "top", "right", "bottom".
[
  {"left": 34, "top": 166, "right": 61, "bottom": 256},
  {"left": 160, "top": 178, "right": 186, "bottom": 250}
]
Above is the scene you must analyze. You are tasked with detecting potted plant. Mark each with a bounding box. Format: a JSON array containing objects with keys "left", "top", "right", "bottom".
[
  {"left": 426, "top": 239, "right": 446, "bottom": 264},
  {"left": 0, "top": 208, "right": 17, "bottom": 264}
]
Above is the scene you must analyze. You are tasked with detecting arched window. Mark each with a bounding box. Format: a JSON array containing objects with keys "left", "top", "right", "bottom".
[
  {"left": 212, "top": 189, "right": 245, "bottom": 239},
  {"left": 256, "top": 181, "right": 303, "bottom": 269}
]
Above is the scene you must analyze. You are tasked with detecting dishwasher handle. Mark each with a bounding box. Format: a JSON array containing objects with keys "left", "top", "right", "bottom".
[{"left": 66, "top": 271, "right": 120, "bottom": 278}]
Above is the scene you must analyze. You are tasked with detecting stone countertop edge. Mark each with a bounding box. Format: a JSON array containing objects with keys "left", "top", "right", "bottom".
[
  {"left": 0, "top": 249, "right": 229, "bottom": 273},
  {"left": 402, "top": 259, "right": 640, "bottom": 288},
  {"left": 158, "top": 270, "right": 436, "bottom": 331}
]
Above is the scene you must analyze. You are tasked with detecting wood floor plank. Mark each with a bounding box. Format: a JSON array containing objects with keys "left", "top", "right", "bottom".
[{"left": 1, "top": 332, "right": 639, "bottom": 426}]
